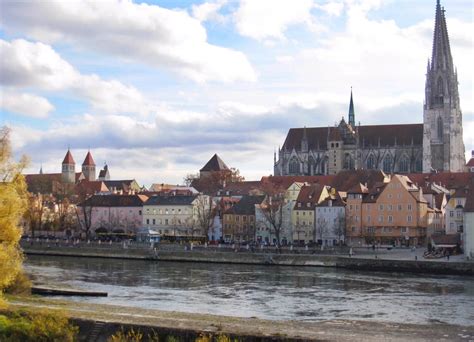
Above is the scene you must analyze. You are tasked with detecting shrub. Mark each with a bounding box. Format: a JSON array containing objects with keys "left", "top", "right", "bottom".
[
  {"left": 0, "top": 309, "right": 77, "bottom": 342},
  {"left": 4, "top": 270, "right": 32, "bottom": 296}
]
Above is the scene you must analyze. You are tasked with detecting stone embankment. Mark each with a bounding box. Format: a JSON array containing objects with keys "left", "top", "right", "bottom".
[{"left": 21, "top": 242, "right": 474, "bottom": 276}]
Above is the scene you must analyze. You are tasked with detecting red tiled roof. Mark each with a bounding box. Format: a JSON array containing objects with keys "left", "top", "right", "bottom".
[
  {"left": 261, "top": 175, "right": 335, "bottom": 190},
  {"left": 219, "top": 181, "right": 264, "bottom": 196},
  {"left": 76, "top": 180, "right": 109, "bottom": 195},
  {"left": 82, "top": 151, "right": 95, "bottom": 166},
  {"left": 467, "top": 158, "right": 474, "bottom": 167},
  {"left": 464, "top": 189, "right": 474, "bottom": 212},
  {"left": 62, "top": 150, "right": 75, "bottom": 164},
  {"left": 294, "top": 184, "right": 325, "bottom": 210},
  {"left": 80, "top": 194, "right": 148, "bottom": 207},
  {"left": 406, "top": 172, "right": 474, "bottom": 191}
]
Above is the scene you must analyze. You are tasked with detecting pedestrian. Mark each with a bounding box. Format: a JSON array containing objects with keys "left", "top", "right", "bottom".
[{"left": 349, "top": 247, "right": 353, "bottom": 258}]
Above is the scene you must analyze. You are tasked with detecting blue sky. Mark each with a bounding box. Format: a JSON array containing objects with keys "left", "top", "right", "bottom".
[{"left": 1, "top": 0, "right": 472, "bottom": 186}]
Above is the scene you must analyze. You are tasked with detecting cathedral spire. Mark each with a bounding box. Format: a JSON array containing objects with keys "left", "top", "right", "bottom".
[
  {"left": 431, "top": 0, "right": 453, "bottom": 73},
  {"left": 348, "top": 88, "right": 355, "bottom": 127}
]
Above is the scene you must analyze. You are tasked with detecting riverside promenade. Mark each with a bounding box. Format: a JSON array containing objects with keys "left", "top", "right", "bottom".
[{"left": 21, "top": 240, "right": 474, "bottom": 276}]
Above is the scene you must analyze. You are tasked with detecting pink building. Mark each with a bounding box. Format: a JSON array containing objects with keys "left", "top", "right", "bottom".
[{"left": 77, "top": 194, "right": 148, "bottom": 235}]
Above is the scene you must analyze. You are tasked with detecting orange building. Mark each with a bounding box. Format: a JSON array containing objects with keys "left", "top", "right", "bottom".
[{"left": 346, "top": 175, "right": 428, "bottom": 246}]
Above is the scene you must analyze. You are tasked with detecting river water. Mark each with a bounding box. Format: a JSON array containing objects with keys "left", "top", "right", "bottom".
[{"left": 24, "top": 255, "right": 474, "bottom": 326}]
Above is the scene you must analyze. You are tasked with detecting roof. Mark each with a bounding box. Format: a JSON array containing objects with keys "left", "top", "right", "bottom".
[
  {"left": 200, "top": 154, "right": 230, "bottom": 172},
  {"left": 82, "top": 151, "right": 95, "bottom": 166},
  {"left": 103, "top": 180, "right": 140, "bottom": 192},
  {"left": 362, "top": 183, "right": 388, "bottom": 203},
  {"left": 294, "top": 184, "right": 325, "bottom": 210},
  {"left": 406, "top": 172, "right": 474, "bottom": 191},
  {"left": 261, "top": 175, "right": 335, "bottom": 190},
  {"left": 464, "top": 189, "right": 474, "bottom": 213},
  {"left": 145, "top": 194, "right": 198, "bottom": 206},
  {"left": 467, "top": 158, "right": 474, "bottom": 167},
  {"left": 347, "top": 182, "right": 368, "bottom": 194},
  {"left": 79, "top": 194, "right": 148, "bottom": 207},
  {"left": 282, "top": 124, "right": 422, "bottom": 152},
  {"left": 24, "top": 172, "right": 83, "bottom": 193},
  {"left": 224, "top": 195, "right": 265, "bottom": 215},
  {"left": 218, "top": 181, "right": 263, "bottom": 196},
  {"left": 62, "top": 150, "right": 75, "bottom": 164},
  {"left": 317, "top": 192, "right": 345, "bottom": 207},
  {"left": 76, "top": 180, "right": 109, "bottom": 194}
]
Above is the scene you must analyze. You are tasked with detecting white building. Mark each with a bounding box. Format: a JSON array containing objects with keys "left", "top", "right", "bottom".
[
  {"left": 444, "top": 188, "right": 468, "bottom": 235},
  {"left": 463, "top": 191, "right": 474, "bottom": 259},
  {"left": 315, "top": 194, "right": 346, "bottom": 246}
]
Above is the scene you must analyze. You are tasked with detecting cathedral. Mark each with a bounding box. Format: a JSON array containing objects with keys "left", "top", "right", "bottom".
[{"left": 274, "top": 0, "right": 466, "bottom": 176}]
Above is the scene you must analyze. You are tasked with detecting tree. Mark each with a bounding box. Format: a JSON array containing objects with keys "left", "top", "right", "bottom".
[
  {"left": 316, "top": 217, "right": 328, "bottom": 245},
  {"left": 193, "top": 195, "right": 215, "bottom": 240},
  {"left": 258, "top": 182, "right": 286, "bottom": 252},
  {"left": 184, "top": 168, "right": 244, "bottom": 195},
  {"left": 0, "top": 127, "right": 28, "bottom": 307},
  {"left": 334, "top": 212, "right": 346, "bottom": 245},
  {"left": 76, "top": 193, "right": 94, "bottom": 239}
]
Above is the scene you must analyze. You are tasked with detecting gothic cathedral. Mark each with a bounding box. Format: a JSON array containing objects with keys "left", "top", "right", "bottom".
[{"left": 274, "top": 0, "right": 466, "bottom": 176}]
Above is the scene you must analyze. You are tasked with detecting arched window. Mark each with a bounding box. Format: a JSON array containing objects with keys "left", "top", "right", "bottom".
[
  {"left": 320, "top": 157, "right": 328, "bottom": 175},
  {"left": 437, "top": 116, "right": 443, "bottom": 141},
  {"left": 367, "top": 154, "right": 375, "bottom": 170},
  {"left": 344, "top": 154, "right": 354, "bottom": 170},
  {"left": 383, "top": 154, "right": 392, "bottom": 174},
  {"left": 308, "top": 156, "right": 316, "bottom": 176},
  {"left": 437, "top": 76, "right": 444, "bottom": 94},
  {"left": 398, "top": 156, "right": 409, "bottom": 173},
  {"left": 415, "top": 159, "right": 422, "bottom": 172},
  {"left": 289, "top": 157, "right": 299, "bottom": 175}
]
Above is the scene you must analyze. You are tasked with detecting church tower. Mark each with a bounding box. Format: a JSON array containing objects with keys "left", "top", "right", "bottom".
[
  {"left": 423, "top": 0, "right": 465, "bottom": 173},
  {"left": 82, "top": 151, "right": 96, "bottom": 181},
  {"left": 348, "top": 88, "right": 355, "bottom": 127},
  {"left": 61, "top": 149, "right": 76, "bottom": 183}
]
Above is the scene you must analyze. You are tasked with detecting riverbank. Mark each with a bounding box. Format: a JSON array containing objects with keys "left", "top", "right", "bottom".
[
  {"left": 8, "top": 296, "right": 474, "bottom": 341},
  {"left": 22, "top": 243, "right": 474, "bottom": 276}
]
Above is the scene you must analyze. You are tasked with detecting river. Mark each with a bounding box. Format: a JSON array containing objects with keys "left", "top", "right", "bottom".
[{"left": 24, "top": 255, "right": 474, "bottom": 326}]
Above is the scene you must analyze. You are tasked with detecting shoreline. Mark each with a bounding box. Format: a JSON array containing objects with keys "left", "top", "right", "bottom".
[
  {"left": 22, "top": 244, "right": 474, "bottom": 276},
  {"left": 7, "top": 296, "right": 474, "bottom": 341}
]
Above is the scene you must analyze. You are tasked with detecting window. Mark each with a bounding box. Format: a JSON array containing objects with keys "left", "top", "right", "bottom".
[
  {"left": 152, "top": 219, "right": 156, "bottom": 225},
  {"left": 407, "top": 215, "right": 412, "bottom": 222},
  {"left": 349, "top": 205, "right": 353, "bottom": 210},
  {"left": 367, "top": 154, "right": 376, "bottom": 170},
  {"left": 437, "top": 116, "right": 443, "bottom": 141},
  {"left": 399, "top": 156, "right": 409, "bottom": 173},
  {"left": 289, "top": 157, "right": 299, "bottom": 174},
  {"left": 367, "top": 204, "right": 371, "bottom": 211},
  {"left": 388, "top": 215, "right": 393, "bottom": 223},
  {"left": 139, "top": 210, "right": 142, "bottom": 215},
  {"left": 398, "top": 204, "right": 402, "bottom": 211},
  {"left": 383, "top": 154, "right": 393, "bottom": 173},
  {"left": 401, "top": 227, "right": 407, "bottom": 233},
  {"left": 367, "top": 216, "right": 371, "bottom": 223},
  {"left": 378, "top": 215, "right": 383, "bottom": 223},
  {"left": 407, "top": 204, "right": 412, "bottom": 211},
  {"left": 379, "top": 204, "right": 384, "bottom": 211},
  {"left": 146, "top": 219, "right": 150, "bottom": 225},
  {"left": 306, "top": 203, "right": 310, "bottom": 208},
  {"left": 344, "top": 154, "right": 354, "bottom": 170},
  {"left": 388, "top": 205, "right": 392, "bottom": 211},
  {"left": 449, "top": 211, "right": 454, "bottom": 217}
]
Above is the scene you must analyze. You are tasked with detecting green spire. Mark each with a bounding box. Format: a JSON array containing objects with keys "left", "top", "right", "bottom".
[{"left": 348, "top": 88, "right": 355, "bottom": 127}]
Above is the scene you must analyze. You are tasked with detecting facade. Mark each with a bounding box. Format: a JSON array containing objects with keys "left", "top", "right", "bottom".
[
  {"left": 143, "top": 194, "right": 210, "bottom": 238},
  {"left": 77, "top": 194, "right": 148, "bottom": 235},
  {"left": 292, "top": 184, "right": 329, "bottom": 244},
  {"left": 223, "top": 195, "right": 265, "bottom": 243},
  {"left": 467, "top": 151, "right": 474, "bottom": 172},
  {"left": 82, "top": 151, "right": 96, "bottom": 181},
  {"left": 98, "top": 164, "right": 111, "bottom": 181},
  {"left": 315, "top": 194, "right": 346, "bottom": 246},
  {"left": 445, "top": 187, "right": 468, "bottom": 235},
  {"left": 274, "top": 1, "right": 465, "bottom": 177},
  {"left": 464, "top": 190, "right": 474, "bottom": 259}
]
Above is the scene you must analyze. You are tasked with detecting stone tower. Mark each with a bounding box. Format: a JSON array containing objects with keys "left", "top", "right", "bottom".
[
  {"left": 82, "top": 151, "right": 96, "bottom": 181},
  {"left": 423, "top": 0, "right": 466, "bottom": 173},
  {"left": 61, "top": 149, "right": 76, "bottom": 183}
]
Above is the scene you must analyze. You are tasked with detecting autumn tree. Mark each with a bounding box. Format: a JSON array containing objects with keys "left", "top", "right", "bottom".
[
  {"left": 184, "top": 167, "right": 244, "bottom": 195},
  {"left": 0, "top": 127, "right": 28, "bottom": 307}
]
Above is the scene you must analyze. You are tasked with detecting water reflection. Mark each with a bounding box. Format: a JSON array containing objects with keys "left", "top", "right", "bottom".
[{"left": 24, "top": 255, "right": 474, "bottom": 326}]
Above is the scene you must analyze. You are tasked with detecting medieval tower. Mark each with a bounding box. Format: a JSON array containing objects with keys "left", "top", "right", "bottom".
[
  {"left": 82, "top": 151, "right": 96, "bottom": 181},
  {"left": 423, "top": 0, "right": 466, "bottom": 172},
  {"left": 61, "top": 149, "right": 76, "bottom": 183}
]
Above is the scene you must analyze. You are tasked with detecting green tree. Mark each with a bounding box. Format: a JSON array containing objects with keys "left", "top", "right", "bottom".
[{"left": 0, "top": 127, "right": 28, "bottom": 307}]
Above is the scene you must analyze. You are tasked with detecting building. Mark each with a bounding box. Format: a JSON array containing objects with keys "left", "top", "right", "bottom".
[
  {"left": 223, "top": 195, "right": 265, "bottom": 243},
  {"left": 445, "top": 187, "right": 469, "bottom": 235},
  {"left": 315, "top": 192, "right": 346, "bottom": 246},
  {"left": 463, "top": 190, "right": 474, "bottom": 259},
  {"left": 98, "top": 164, "right": 111, "bottom": 181},
  {"left": 82, "top": 151, "right": 96, "bottom": 181},
  {"left": 292, "top": 184, "right": 329, "bottom": 244},
  {"left": 77, "top": 194, "right": 148, "bottom": 235},
  {"left": 467, "top": 152, "right": 474, "bottom": 172},
  {"left": 143, "top": 194, "right": 211, "bottom": 238},
  {"left": 274, "top": 1, "right": 465, "bottom": 176},
  {"left": 199, "top": 154, "right": 231, "bottom": 179}
]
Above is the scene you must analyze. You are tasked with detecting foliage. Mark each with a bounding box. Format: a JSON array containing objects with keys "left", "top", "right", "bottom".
[
  {"left": 107, "top": 330, "right": 236, "bottom": 342},
  {"left": 4, "top": 270, "right": 31, "bottom": 296},
  {"left": 108, "top": 327, "right": 144, "bottom": 342},
  {"left": 184, "top": 168, "right": 244, "bottom": 194},
  {"left": 0, "top": 309, "right": 78, "bottom": 342},
  {"left": 0, "top": 127, "right": 28, "bottom": 308}
]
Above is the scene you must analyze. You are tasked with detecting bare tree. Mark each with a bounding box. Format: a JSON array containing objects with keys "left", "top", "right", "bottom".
[
  {"left": 316, "top": 217, "right": 328, "bottom": 245},
  {"left": 193, "top": 195, "right": 215, "bottom": 240},
  {"left": 334, "top": 212, "right": 346, "bottom": 245},
  {"left": 76, "top": 193, "right": 94, "bottom": 239},
  {"left": 258, "top": 182, "right": 286, "bottom": 252}
]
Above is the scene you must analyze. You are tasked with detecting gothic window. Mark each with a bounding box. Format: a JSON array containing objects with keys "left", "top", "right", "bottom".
[
  {"left": 308, "top": 156, "right": 316, "bottom": 176},
  {"left": 289, "top": 157, "right": 299, "bottom": 175},
  {"left": 437, "top": 116, "right": 443, "bottom": 141},
  {"left": 383, "top": 154, "right": 392, "bottom": 174},
  {"left": 344, "top": 154, "right": 354, "bottom": 170},
  {"left": 398, "top": 156, "right": 409, "bottom": 173},
  {"left": 320, "top": 157, "right": 328, "bottom": 175},
  {"left": 367, "top": 154, "right": 375, "bottom": 170},
  {"left": 415, "top": 159, "right": 422, "bottom": 172},
  {"left": 437, "top": 76, "right": 444, "bottom": 95}
]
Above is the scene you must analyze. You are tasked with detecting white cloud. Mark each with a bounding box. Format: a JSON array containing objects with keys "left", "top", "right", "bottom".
[
  {"left": 315, "top": 1, "right": 344, "bottom": 17},
  {"left": 0, "top": 90, "right": 54, "bottom": 118},
  {"left": 234, "top": 0, "right": 315, "bottom": 41},
  {"left": 192, "top": 0, "right": 227, "bottom": 23},
  {"left": 0, "top": 39, "right": 151, "bottom": 116},
  {"left": 1, "top": 0, "right": 255, "bottom": 83}
]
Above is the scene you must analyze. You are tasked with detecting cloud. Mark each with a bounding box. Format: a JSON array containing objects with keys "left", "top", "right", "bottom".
[
  {"left": 1, "top": 0, "right": 255, "bottom": 83},
  {"left": 192, "top": 0, "right": 228, "bottom": 23},
  {"left": 234, "top": 0, "right": 315, "bottom": 41},
  {"left": 0, "top": 39, "right": 151, "bottom": 116},
  {"left": 0, "top": 90, "right": 54, "bottom": 118}
]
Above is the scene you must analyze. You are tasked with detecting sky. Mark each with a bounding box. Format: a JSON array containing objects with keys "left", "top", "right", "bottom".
[{"left": 1, "top": 0, "right": 473, "bottom": 187}]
